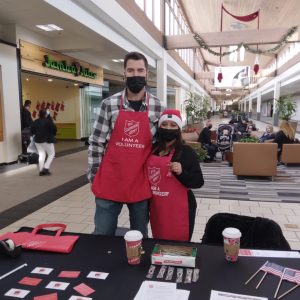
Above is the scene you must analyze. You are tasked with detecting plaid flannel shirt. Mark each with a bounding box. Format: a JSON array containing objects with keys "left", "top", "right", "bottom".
[{"left": 87, "top": 89, "right": 164, "bottom": 182}]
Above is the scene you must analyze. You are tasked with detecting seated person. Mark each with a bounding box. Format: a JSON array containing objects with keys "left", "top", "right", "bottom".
[
  {"left": 259, "top": 125, "right": 275, "bottom": 143},
  {"left": 273, "top": 121, "right": 295, "bottom": 162},
  {"left": 246, "top": 120, "right": 257, "bottom": 133},
  {"left": 235, "top": 119, "right": 248, "bottom": 140},
  {"left": 198, "top": 120, "right": 218, "bottom": 162}
]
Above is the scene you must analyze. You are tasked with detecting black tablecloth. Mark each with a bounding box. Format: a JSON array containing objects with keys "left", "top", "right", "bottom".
[{"left": 1, "top": 228, "right": 300, "bottom": 299}]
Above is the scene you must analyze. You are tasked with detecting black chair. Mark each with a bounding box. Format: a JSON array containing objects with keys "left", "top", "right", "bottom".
[{"left": 201, "top": 213, "right": 291, "bottom": 250}]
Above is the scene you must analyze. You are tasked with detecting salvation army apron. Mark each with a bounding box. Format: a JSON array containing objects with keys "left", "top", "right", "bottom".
[
  {"left": 147, "top": 150, "right": 189, "bottom": 241},
  {"left": 92, "top": 95, "right": 152, "bottom": 202}
]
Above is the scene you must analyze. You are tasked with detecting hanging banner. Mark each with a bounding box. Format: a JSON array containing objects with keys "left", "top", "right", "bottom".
[{"left": 20, "top": 40, "right": 103, "bottom": 86}]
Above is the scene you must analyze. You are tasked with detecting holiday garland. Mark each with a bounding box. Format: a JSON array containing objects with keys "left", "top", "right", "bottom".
[{"left": 193, "top": 26, "right": 298, "bottom": 57}]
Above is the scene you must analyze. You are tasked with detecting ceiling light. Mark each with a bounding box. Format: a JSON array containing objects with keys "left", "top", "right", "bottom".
[
  {"left": 112, "top": 59, "right": 124, "bottom": 63},
  {"left": 48, "top": 79, "right": 53, "bottom": 82},
  {"left": 36, "top": 24, "right": 63, "bottom": 31},
  {"left": 26, "top": 78, "right": 29, "bottom": 81},
  {"left": 74, "top": 83, "right": 78, "bottom": 86}
]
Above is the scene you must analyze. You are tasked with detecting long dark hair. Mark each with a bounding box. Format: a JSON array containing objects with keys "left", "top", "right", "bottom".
[{"left": 155, "top": 129, "right": 185, "bottom": 161}]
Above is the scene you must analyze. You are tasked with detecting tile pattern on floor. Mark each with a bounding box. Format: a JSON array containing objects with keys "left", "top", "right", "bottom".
[{"left": 1, "top": 184, "right": 299, "bottom": 250}]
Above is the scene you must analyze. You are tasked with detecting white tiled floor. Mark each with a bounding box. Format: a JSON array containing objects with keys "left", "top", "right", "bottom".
[{"left": 1, "top": 183, "right": 300, "bottom": 250}]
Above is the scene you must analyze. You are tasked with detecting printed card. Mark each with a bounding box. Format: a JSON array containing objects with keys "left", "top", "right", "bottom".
[
  {"left": 5, "top": 288, "right": 30, "bottom": 298},
  {"left": 69, "top": 296, "right": 92, "bottom": 300},
  {"left": 58, "top": 271, "right": 80, "bottom": 278},
  {"left": 31, "top": 267, "right": 53, "bottom": 275},
  {"left": 73, "top": 283, "right": 95, "bottom": 296},
  {"left": 34, "top": 292, "right": 58, "bottom": 300},
  {"left": 87, "top": 271, "right": 109, "bottom": 280},
  {"left": 46, "top": 281, "right": 70, "bottom": 291},
  {"left": 19, "top": 276, "right": 42, "bottom": 286}
]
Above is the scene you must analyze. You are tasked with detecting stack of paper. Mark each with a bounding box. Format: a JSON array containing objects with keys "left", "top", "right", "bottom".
[{"left": 134, "top": 281, "right": 190, "bottom": 300}]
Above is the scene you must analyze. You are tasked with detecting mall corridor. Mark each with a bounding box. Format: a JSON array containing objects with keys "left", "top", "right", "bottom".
[{"left": 1, "top": 117, "right": 300, "bottom": 250}]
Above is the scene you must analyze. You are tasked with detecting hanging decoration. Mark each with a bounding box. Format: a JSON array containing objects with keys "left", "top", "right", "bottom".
[
  {"left": 222, "top": 5, "right": 259, "bottom": 22},
  {"left": 253, "top": 55, "right": 260, "bottom": 75},
  {"left": 194, "top": 26, "right": 297, "bottom": 56},
  {"left": 194, "top": 3, "right": 298, "bottom": 62},
  {"left": 217, "top": 66, "right": 223, "bottom": 82}
]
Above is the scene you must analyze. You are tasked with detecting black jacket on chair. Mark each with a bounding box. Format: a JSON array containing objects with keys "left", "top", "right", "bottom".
[{"left": 201, "top": 213, "right": 291, "bottom": 250}]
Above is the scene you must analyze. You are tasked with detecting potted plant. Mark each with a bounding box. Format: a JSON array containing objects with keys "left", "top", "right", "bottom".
[
  {"left": 239, "top": 136, "right": 258, "bottom": 143},
  {"left": 275, "top": 95, "right": 297, "bottom": 132},
  {"left": 185, "top": 142, "right": 208, "bottom": 162},
  {"left": 182, "top": 92, "right": 210, "bottom": 142}
]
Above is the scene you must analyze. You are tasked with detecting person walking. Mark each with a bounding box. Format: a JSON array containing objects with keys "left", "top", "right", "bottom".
[
  {"left": 30, "top": 109, "right": 57, "bottom": 176},
  {"left": 146, "top": 109, "right": 204, "bottom": 241},
  {"left": 87, "top": 51, "right": 164, "bottom": 236}
]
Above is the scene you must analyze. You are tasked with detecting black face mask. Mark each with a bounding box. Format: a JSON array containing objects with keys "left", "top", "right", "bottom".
[
  {"left": 126, "top": 76, "right": 146, "bottom": 94},
  {"left": 158, "top": 128, "right": 180, "bottom": 142}
]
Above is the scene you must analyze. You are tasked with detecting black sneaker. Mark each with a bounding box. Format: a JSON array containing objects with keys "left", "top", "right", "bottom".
[{"left": 42, "top": 168, "right": 51, "bottom": 175}]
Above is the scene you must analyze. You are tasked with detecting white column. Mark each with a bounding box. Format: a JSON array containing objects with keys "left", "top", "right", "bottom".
[
  {"left": 257, "top": 92, "right": 261, "bottom": 120},
  {"left": 249, "top": 97, "right": 253, "bottom": 117},
  {"left": 273, "top": 81, "right": 280, "bottom": 126},
  {"left": 156, "top": 51, "right": 167, "bottom": 107}
]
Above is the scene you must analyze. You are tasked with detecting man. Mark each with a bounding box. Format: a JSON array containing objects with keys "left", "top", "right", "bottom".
[
  {"left": 198, "top": 119, "right": 218, "bottom": 162},
  {"left": 21, "top": 100, "right": 33, "bottom": 154},
  {"left": 21, "top": 100, "right": 33, "bottom": 130},
  {"left": 87, "top": 51, "right": 164, "bottom": 236}
]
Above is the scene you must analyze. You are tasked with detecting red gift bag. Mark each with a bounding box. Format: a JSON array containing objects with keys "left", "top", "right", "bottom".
[{"left": 0, "top": 224, "right": 79, "bottom": 254}]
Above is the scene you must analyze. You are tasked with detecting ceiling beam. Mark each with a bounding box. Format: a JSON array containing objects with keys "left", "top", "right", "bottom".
[{"left": 165, "top": 28, "right": 299, "bottom": 49}]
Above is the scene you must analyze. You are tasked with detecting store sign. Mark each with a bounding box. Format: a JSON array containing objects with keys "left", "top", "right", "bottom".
[
  {"left": 20, "top": 40, "right": 103, "bottom": 85},
  {"left": 43, "top": 55, "right": 96, "bottom": 79}
]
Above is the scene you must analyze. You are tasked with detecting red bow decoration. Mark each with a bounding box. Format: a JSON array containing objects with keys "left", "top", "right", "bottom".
[
  {"left": 55, "top": 102, "right": 61, "bottom": 112},
  {"left": 60, "top": 101, "right": 65, "bottom": 111},
  {"left": 217, "top": 67, "right": 223, "bottom": 83}
]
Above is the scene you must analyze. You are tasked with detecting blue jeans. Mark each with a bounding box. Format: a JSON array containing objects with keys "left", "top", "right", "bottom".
[{"left": 93, "top": 198, "right": 149, "bottom": 237}]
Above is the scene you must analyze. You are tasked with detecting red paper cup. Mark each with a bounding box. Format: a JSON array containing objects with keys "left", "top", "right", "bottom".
[
  {"left": 222, "top": 227, "right": 242, "bottom": 262},
  {"left": 124, "top": 230, "right": 143, "bottom": 265}
]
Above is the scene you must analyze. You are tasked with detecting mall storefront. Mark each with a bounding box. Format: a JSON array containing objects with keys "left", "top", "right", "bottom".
[{"left": 20, "top": 40, "right": 104, "bottom": 140}]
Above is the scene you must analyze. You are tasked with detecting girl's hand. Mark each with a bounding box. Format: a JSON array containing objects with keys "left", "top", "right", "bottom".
[{"left": 169, "top": 162, "right": 182, "bottom": 175}]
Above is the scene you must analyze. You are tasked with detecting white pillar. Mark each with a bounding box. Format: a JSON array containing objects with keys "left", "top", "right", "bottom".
[
  {"left": 273, "top": 81, "right": 280, "bottom": 126},
  {"left": 156, "top": 51, "right": 167, "bottom": 107},
  {"left": 257, "top": 92, "right": 261, "bottom": 120}
]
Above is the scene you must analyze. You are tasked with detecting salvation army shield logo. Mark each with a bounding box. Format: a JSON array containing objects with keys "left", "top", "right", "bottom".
[
  {"left": 148, "top": 167, "right": 161, "bottom": 185},
  {"left": 124, "top": 120, "right": 139, "bottom": 137}
]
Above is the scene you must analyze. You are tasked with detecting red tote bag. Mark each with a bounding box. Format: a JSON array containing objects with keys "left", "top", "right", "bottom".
[{"left": 0, "top": 223, "right": 79, "bottom": 254}]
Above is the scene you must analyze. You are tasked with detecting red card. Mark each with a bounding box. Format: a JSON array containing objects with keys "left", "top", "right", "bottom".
[
  {"left": 73, "top": 283, "right": 95, "bottom": 296},
  {"left": 33, "top": 292, "right": 58, "bottom": 300},
  {"left": 19, "top": 276, "right": 42, "bottom": 286},
  {"left": 58, "top": 271, "right": 80, "bottom": 278}
]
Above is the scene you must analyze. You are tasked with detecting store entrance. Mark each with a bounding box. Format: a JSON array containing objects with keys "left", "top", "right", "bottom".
[{"left": 21, "top": 73, "right": 91, "bottom": 155}]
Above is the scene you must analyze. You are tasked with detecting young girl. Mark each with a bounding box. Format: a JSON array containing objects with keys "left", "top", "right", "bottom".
[{"left": 146, "top": 109, "right": 204, "bottom": 241}]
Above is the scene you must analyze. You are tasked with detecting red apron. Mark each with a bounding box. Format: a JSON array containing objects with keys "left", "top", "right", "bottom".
[
  {"left": 147, "top": 150, "right": 189, "bottom": 241},
  {"left": 92, "top": 95, "right": 152, "bottom": 202}
]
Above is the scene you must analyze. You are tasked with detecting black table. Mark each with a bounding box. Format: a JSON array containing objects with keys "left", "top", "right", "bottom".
[{"left": 1, "top": 230, "right": 300, "bottom": 299}]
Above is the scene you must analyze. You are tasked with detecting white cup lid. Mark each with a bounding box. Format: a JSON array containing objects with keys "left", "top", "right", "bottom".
[
  {"left": 222, "top": 227, "right": 242, "bottom": 239},
  {"left": 124, "top": 230, "right": 143, "bottom": 241}
]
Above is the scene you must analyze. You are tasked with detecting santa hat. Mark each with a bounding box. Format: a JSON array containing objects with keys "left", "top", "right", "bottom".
[{"left": 158, "top": 109, "right": 182, "bottom": 129}]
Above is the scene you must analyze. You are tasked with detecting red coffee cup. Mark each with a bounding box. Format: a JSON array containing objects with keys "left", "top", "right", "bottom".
[
  {"left": 124, "top": 230, "right": 143, "bottom": 265},
  {"left": 222, "top": 227, "right": 242, "bottom": 262}
]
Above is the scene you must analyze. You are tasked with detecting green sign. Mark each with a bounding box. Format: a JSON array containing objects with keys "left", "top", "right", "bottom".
[{"left": 43, "top": 55, "right": 97, "bottom": 79}]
